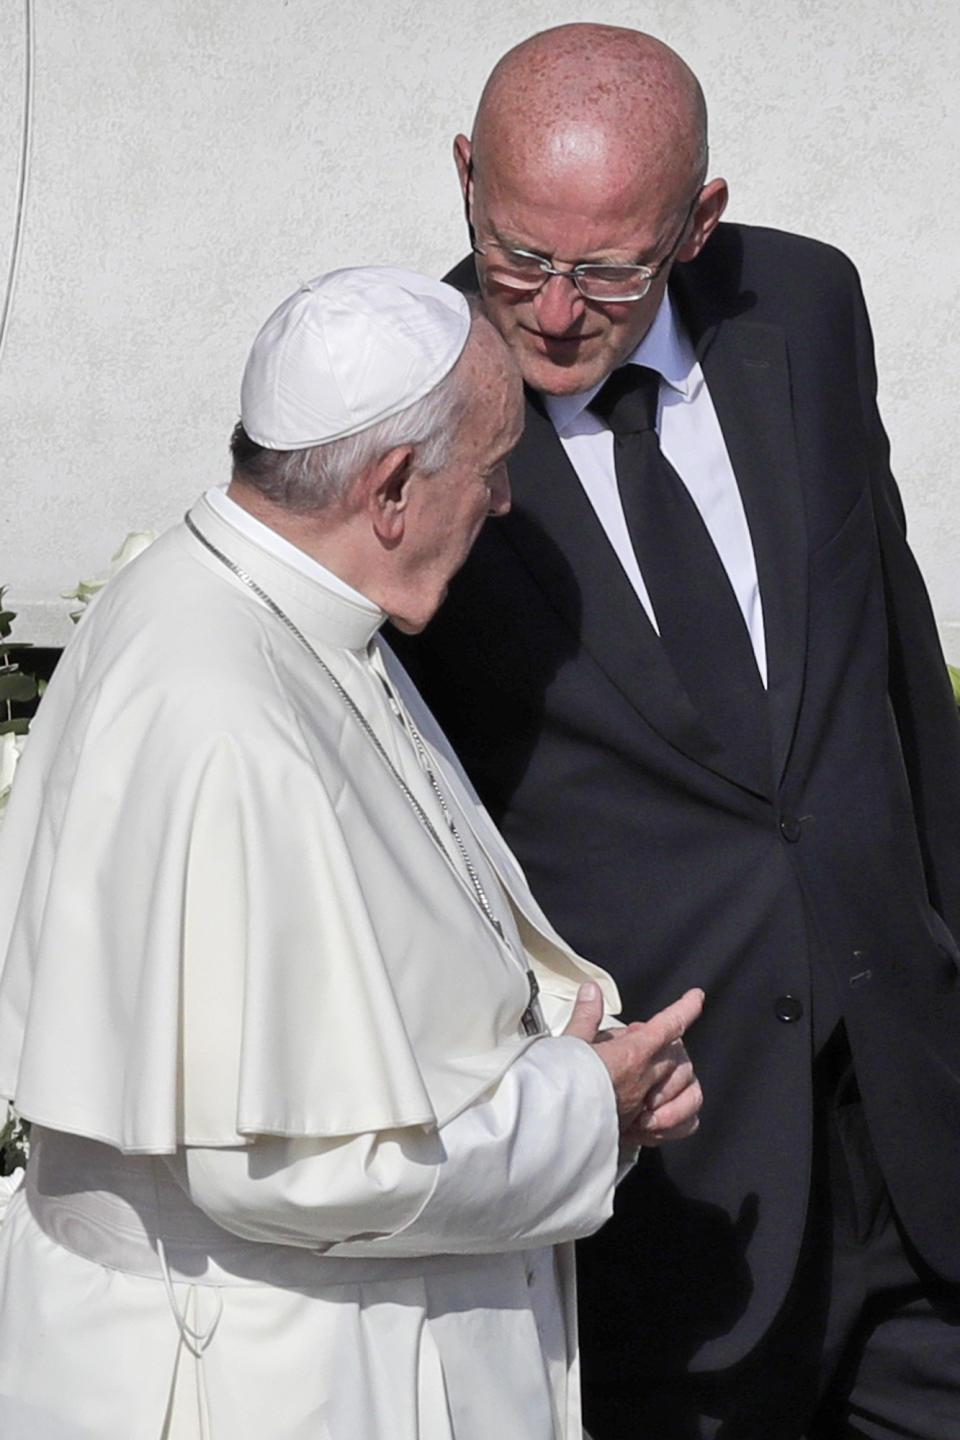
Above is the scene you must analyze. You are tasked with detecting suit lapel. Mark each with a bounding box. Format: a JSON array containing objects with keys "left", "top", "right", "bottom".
[
  {"left": 500, "top": 394, "right": 774, "bottom": 793},
  {"left": 694, "top": 317, "right": 808, "bottom": 786}
]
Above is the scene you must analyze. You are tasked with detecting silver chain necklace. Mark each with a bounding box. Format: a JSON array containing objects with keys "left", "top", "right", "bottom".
[{"left": 184, "top": 512, "right": 543, "bottom": 1034}]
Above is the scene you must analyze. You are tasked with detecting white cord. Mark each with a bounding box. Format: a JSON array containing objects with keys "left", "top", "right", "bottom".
[
  {"left": 156, "top": 1236, "right": 224, "bottom": 1359},
  {"left": 0, "top": 0, "right": 34, "bottom": 370}
]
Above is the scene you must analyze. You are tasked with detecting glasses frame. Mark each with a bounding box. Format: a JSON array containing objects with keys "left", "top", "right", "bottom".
[{"left": 471, "top": 187, "right": 702, "bottom": 304}]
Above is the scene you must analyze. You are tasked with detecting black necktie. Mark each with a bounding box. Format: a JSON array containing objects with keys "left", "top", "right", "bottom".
[{"left": 591, "top": 364, "right": 768, "bottom": 776}]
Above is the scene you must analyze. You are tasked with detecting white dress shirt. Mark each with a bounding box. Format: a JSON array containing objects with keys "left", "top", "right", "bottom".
[{"left": 544, "top": 293, "right": 768, "bottom": 686}]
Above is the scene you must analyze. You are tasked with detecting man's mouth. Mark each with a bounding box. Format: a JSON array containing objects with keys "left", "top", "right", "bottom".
[{"left": 522, "top": 327, "right": 591, "bottom": 356}]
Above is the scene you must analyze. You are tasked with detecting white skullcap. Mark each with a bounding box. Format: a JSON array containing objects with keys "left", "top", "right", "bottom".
[{"left": 240, "top": 266, "right": 472, "bottom": 450}]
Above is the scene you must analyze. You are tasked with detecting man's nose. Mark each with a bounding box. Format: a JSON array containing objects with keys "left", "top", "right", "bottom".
[{"left": 531, "top": 272, "right": 585, "bottom": 334}]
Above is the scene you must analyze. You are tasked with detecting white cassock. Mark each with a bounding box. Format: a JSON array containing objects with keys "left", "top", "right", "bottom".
[{"left": 0, "top": 491, "right": 626, "bottom": 1440}]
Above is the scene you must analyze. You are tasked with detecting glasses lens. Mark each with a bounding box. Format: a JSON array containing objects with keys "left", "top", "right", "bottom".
[
  {"left": 482, "top": 248, "right": 548, "bottom": 290},
  {"left": 478, "top": 246, "right": 652, "bottom": 300},
  {"left": 576, "top": 267, "right": 652, "bottom": 301}
]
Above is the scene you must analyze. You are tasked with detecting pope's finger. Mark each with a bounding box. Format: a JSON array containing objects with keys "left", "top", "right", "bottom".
[
  {"left": 562, "top": 982, "right": 604, "bottom": 1042},
  {"left": 641, "top": 988, "right": 705, "bottom": 1051},
  {"left": 645, "top": 1055, "right": 696, "bottom": 1110},
  {"left": 636, "top": 1113, "right": 702, "bottom": 1147},
  {"left": 635, "top": 1079, "right": 704, "bottom": 1143}
]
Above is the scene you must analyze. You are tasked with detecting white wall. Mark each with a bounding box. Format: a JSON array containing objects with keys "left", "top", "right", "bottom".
[{"left": 1, "top": 0, "right": 958, "bottom": 654}]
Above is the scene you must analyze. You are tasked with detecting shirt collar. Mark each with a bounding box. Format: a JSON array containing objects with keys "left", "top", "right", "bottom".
[
  {"left": 205, "top": 485, "right": 382, "bottom": 615},
  {"left": 544, "top": 290, "right": 699, "bottom": 435},
  {"left": 191, "top": 487, "right": 385, "bottom": 653}
]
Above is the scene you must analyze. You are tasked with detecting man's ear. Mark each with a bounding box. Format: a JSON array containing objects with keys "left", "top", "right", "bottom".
[
  {"left": 368, "top": 444, "right": 416, "bottom": 546},
  {"left": 453, "top": 134, "right": 473, "bottom": 208},
  {"left": 676, "top": 178, "right": 728, "bottom": 262}
]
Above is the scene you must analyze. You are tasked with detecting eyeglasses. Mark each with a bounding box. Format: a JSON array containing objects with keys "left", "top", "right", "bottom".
[{"left": 472, "top": 190, "right": 701, "bottom": 303}]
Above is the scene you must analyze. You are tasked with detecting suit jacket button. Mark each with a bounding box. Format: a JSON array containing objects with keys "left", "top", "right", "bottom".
[
  {"left": 775, "top": 994, "right": 804, "bottom": 1023},
  {"left": 779, "top": 814, "right": 802, "bottom": 843}
]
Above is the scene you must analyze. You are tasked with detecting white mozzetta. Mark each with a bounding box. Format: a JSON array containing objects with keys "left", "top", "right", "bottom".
[
  {"left": 0, "top": 491, "right": 623, "bottom": 1438},
  {"left": 0, "top": 493, "right": 618, "bottom": 1152}
]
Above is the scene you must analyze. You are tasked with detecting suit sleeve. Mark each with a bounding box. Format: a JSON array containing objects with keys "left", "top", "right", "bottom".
[{"left": 851, "top": 268, "right": 960, "bottom": 941}]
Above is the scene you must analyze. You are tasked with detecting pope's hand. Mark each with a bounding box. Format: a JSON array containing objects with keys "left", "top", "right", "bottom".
[{"left": 563, "top": 982, "right": 704, "bottom": 1146}]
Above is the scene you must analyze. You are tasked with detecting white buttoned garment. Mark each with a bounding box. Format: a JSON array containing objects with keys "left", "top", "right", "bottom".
[{"left": 0, "top": 491, "right": 622, "bottom": 1439}]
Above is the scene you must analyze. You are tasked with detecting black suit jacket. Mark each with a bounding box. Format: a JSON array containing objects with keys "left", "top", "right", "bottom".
[{"left": 388, "top": 224, "right": 960, "bottom": 1375}]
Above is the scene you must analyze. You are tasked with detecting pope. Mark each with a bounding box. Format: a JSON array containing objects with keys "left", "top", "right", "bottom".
[{"left": 0, "top": 267, "right": 703, "bottom": 1439}]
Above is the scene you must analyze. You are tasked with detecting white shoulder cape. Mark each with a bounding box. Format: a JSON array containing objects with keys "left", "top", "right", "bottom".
[{"left": 0, "top": 497, "right": 618, "bottom": 1152}]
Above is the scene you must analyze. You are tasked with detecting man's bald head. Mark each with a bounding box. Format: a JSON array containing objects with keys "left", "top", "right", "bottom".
[
  {"left": 472, "top": 25, "right": 708, "bottom": 206},
  {"left": 455, "top": 25, "right": 726, "bottom": 396}
]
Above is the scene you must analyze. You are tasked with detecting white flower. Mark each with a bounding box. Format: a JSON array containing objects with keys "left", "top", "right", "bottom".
[
  {"left": 63, "top": 531, "right": 157, "bottom": 617},
  {"left": 0, "top": 730, "right": 25, "bottom": 821}
]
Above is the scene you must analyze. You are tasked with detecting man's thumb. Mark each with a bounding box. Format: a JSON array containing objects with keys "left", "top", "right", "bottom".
[{"left": 562, "top": 982, "right": 604, "bottom": 1041}]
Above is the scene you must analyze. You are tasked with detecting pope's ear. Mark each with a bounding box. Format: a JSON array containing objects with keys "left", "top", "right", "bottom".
[
  {"left": 453, "top": 134, "right": 472, "bottom": 205},
  {"left": 676, "top": 178, "right": 728, "bottom": 262},
  {"left": 369, "top": 444, "right": 416, "bottom": 544}
]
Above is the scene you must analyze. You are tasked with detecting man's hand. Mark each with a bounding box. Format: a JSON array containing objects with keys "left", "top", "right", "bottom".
[{"left": 563, "top": 982, "right": 704, "bottom": 1146}]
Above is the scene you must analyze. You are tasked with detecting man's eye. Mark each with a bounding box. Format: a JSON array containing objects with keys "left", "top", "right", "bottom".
[{"left": 503, "top": 251, "right": 547, "bottom": 272}]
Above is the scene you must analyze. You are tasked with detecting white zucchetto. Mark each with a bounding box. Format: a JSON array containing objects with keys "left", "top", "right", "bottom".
[{"left": 240, "top": 267, "right": 472, "bottom": 450}]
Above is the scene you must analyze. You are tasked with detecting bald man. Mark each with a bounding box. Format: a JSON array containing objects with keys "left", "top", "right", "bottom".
[{"left": 389, "top": 23, "right": 960, "bottom": 1440}]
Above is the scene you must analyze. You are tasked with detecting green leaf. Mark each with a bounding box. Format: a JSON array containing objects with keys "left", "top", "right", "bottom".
[
  {"left": 949, "top": 665, "right": 960, "bottom": 707},
  {"left": 0, "top": 671, "right": 37, "bottom": 703}
]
